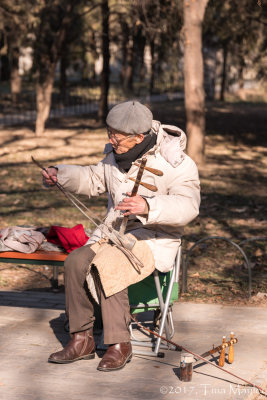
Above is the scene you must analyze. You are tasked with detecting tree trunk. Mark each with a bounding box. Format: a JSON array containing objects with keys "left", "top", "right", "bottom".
[
  {"left": 89, "top": 31, "right": 98, "bottom": 85},
  {"left": 34, "top": 2, "right": 74, "bottom": 135},
  {"left": 125, "top": 25, "right": 142, "bottom": 93},
  {"left": 35, "top": 68, "right": 55, "bottom": 136},
  {"left": 136, "top": 27, "right": 146, "bottom": 84},
  {"left": 98, "top": 0, "right": 110, "bottom": 123},
  {"left": 125, "top": 38, "right": 134, "bottom": 92},
  {"left": 81, "top": 43, "right": 89, "bottom": 82},
  {"left": 183, "top": 0, "right": 208, "bottom": 166},
  {"left": 238, "top": 55, "right": 245, "bottom": 90},
  {"left": 220, "top": 44, "right": 228, "bottom": 101},
  {"left": 149, "top": 39, "right": 155, "bottom": 95},
  {"left": 91, "top": 60, "right": 97, "bottom": 85},
  {"left": 139, "top": 44, "right": 146, "bottom": 83},
  {"left": 0, "top": 55, "right": 10, "bottom": 81},
  {"left": 237, "top": 54, "right": 246, "bottom": 100},
  {"left": 9, "top": 45, "right": 21, "bottom": 103},
  {"left": 120, "top": 39, "right": 128, "bottom": 86},
  {"left": 120, "top": 21, "right": 129, "bottom": 88},
  {"left": 60, "top": 49, "right": 68, "bottom": 102}
]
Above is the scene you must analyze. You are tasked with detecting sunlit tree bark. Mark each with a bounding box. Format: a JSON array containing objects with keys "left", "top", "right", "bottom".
[
  {"left": 0, "top": 2, "right": 29, "bottom": 104},
  {"left": 9, "top": 44, "right": 21, "bottom": 103},
  {"left": 183, "top": 0, "right": 208, "bottom": 166},
  {"left": 98, "top": 0, "right": 110, "bottom": 122},
  {"left": 220, "top": 43, "right": 228, "bottom": 101},
  {"left": 34, "top": 2, "right": 74, "bottom": 136}
]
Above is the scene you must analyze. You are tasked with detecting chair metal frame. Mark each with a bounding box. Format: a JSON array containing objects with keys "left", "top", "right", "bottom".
[{"left": 130, "top": 244, "right": 182, "bottom": 357}]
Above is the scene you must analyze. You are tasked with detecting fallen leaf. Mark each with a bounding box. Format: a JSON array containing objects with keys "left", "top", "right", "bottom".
[
  {"left": 205, "top": 287, "right": 214, "bottom": 294},
  {"left": 206, "top": 223, "right": 215, "bottom": 229},
  {"left": 250, "top": 292, "right": 267, "bottom": 303},
  {"left": 186, "top": 242, "right": 195, "bottom": 249},
  {"left": 255, "top": 249, "right": 264, "bottom": 257},
  {"left": 232, "top": 207, "right": 247, "bottom": 213},
  {"left": 190, "top": 272, "right": 200, "bottom": 278},
  {"left": 254, "top": 292, "right": 267, "bottom": 299},
  {"left": 230, "top": 288, "right": 240, "bottom": 295}
]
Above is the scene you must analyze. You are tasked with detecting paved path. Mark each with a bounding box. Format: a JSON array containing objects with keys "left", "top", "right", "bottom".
[{"left": 0, "top": 290, "right": 266, "bottom": 400}]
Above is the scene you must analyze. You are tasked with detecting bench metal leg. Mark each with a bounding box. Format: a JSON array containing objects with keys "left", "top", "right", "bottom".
[{"left": 51, "top": 266, "right": 59, "bottom": 289}]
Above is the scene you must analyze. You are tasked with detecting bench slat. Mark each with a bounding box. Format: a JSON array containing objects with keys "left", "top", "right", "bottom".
[{"left": 0, "top": 251, "right": 67, "bottom": 262}]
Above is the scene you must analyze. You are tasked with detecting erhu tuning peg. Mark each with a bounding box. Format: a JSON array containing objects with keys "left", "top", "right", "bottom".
[
  {"left": 228, "top": 332, "right": 235, "bottom": 364},
  {"left": 219, "top": 336, "right": 226, "bottom": 367}
]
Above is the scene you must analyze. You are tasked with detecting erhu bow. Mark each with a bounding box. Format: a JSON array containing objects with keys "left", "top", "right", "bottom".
[{"left": 32, "top": 156, "right": 160, "bottom": 271}]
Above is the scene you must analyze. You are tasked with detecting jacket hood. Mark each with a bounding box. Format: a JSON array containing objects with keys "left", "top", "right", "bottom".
[{"left": 152, "top": 120, "right": 187, "bottom": 168}]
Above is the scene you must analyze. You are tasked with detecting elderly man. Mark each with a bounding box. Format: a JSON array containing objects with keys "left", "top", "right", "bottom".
[{"left": 42, "top": 100, "right": 200, "bottom": 372}]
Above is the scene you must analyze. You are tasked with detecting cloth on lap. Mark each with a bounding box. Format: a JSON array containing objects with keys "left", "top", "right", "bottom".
[{"left": 86, "top": 234, "right": 155, "bottom": 302}]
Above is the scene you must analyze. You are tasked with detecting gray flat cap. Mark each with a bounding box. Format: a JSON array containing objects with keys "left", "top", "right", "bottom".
[{"left": 106, "top": 100, "right": 153, "bottom": 134}]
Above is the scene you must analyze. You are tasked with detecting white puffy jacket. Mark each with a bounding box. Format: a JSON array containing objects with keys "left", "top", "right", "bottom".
[{"left": 56, "top": 120, "right": 200, "bottom": 272}]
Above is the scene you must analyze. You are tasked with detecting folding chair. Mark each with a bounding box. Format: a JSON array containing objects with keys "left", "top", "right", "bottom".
[{"left": 128, "top": 243, "right": 182, "bottom": 357}]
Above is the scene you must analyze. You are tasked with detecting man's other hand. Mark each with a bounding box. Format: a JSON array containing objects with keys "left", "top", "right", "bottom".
[{"left": 115, "top": 192, "right": 149, "bottom": 216}]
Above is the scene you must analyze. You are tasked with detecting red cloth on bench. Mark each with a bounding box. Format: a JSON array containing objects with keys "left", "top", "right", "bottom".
[{"left": 46, "top": 224, "right": 89, "bottom": 253}]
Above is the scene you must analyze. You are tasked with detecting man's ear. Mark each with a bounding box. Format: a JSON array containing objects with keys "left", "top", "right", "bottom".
[{"left": 135, "top": 133, "right": 144, "bottom": 144}]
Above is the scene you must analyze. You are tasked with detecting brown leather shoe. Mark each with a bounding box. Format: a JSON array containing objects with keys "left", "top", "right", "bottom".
[
  {"left": 48, "top": 329, "right": 95, "bottom": 364},
  {"left": 97, "top": 342, "right": 132, "bottom": 371}
]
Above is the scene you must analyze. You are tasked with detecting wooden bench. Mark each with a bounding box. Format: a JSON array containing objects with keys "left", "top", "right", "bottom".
[{"left": 0, "top": 251, "right": 68, "bottom": 288}]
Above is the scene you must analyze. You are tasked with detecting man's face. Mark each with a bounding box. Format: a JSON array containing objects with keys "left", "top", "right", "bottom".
[{"left": 107, "top": 127, "right": 144, "bottom": 154}]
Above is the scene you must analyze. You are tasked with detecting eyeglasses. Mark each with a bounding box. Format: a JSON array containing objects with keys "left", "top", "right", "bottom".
[{"left": 106, "top": 127, "right": 133, "bottom": 145}]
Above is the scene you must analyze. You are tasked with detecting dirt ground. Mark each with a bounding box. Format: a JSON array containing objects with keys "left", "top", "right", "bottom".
[{"left": 0, "top": 100, "right": 266, "bottom": 307}]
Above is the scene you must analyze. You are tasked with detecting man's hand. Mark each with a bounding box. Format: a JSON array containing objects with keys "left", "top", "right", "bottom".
[
  {"left": 42, "top": 167, "right": 58, "bottom": 186},
  {"left": 115, "top": 192, "right": 149, "bottom": 216}
]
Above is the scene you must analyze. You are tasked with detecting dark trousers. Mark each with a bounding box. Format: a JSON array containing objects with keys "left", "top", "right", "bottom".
[{"left": 64, "top": 245, "right": 131, "bottom": 344}]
